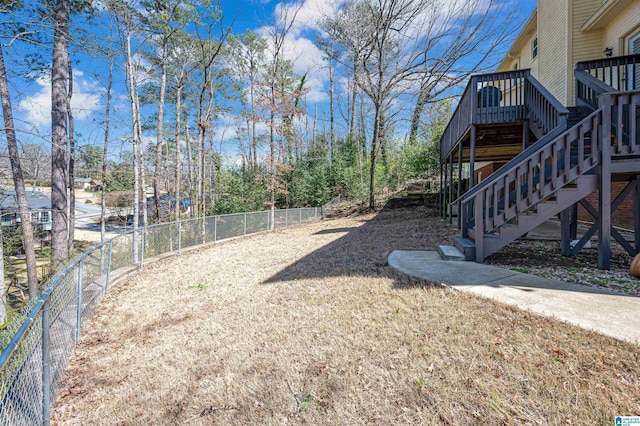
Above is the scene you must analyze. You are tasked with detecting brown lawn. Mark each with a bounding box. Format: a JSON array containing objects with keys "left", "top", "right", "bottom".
[{"left": 52, "top": 205, "right": 640, "bottom": 425}]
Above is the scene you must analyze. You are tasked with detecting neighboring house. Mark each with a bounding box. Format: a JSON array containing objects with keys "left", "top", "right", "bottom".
[
  {"left": 0, "top": 190, "right": 52, "bottom": 233},
  {"left": 439, "top": 0, "right": 639, "bottom": 269},
  {"left": 74, "top": 177, "right": 91, "bottom": 190}
]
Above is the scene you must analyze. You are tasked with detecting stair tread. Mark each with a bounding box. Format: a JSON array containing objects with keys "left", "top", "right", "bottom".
[{"left": 437, "top": 245, "right": 466, "bottom": 261}]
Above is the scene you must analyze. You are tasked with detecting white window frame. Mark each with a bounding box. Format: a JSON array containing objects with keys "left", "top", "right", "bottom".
[
  {"left": 628, "top": 30, "right": 640, "bottom": 54},
  {"left": 626, "top": 30, "right": 640, "bottom": 90},
  {"left": 531, "top": 36, "right": 538, "bottom": 60}
]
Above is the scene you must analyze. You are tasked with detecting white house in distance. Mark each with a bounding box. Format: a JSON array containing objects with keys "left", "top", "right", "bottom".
[{"left": 0, "top": 190, "right": 52, "bottom": 233}]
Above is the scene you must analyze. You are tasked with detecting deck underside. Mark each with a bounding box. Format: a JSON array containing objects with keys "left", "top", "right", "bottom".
[{"left": 451, "top": 122, "right": 535, "bottom": 162}]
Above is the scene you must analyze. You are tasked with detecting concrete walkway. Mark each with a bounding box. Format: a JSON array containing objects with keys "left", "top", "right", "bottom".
[{"left": 388, "top": 250, "right": 640, "bottom": 344}]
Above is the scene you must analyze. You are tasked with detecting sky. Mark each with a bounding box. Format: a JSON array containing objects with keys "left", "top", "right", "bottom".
[{"left": 3, "top": 0, "right": 537, "bottom": 166}]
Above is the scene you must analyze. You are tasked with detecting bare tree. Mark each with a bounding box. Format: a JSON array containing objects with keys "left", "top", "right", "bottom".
[
  {"left": 261, "top": 3, "right": 302, "bottom": 228},
  {"left": 21, "top": 144, "right": 51, "bottom": 191},
  {"left": 0, "top": 42, "right": 39, "bottom": 297},
  {"left": 50, "top": 0, "right": 71, "bottom": 270},
  {"left": 325, "top": 0, "right": 516, "bottom": 208},
  {"left": 67, "top": 61, "right": 75, "bottom": 254}
]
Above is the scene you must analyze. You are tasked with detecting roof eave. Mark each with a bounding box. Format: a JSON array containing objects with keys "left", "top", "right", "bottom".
[{"left": 497, "top": 9, "right": 538, "bottom": 71}]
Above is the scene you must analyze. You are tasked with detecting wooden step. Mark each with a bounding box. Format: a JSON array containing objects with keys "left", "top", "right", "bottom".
[
  {"left": 453, "top": 237, "right": 475, "bottom": 261},
  {"left": 437, "top": 245, "right": 466, "bottom": 261}
]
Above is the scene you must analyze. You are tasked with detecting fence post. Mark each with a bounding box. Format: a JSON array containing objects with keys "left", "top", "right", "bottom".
[
  {"left": 105, "top": 240, "right": 113, "bottom": 294},
  {"left": 244, "top": 213, "right": 247, "bottom": 235},
  {"left": 42, "top": 298, "right": 51, "bottom": 426},
  {"left": 299, "top": 208, "right": 302, "bottom": 224},
  {"left": 76, "top": 261, "right": 83, "bottom": 340},
  {"left": 285, "top": 209, "right": 288, "bottom": 227},
  {"left": 139, "top": 228, "right": 145, "bottom": 270},
  {"left": 178, "top": 221, "right": 182, "bottom": 254},
  {"left": 214, "top": 216, "right": 218, "bottom": 242}
]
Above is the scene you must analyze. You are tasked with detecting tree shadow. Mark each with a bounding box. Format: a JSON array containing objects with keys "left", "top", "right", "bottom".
[
  {"left": 263, "top": 202, "right": 639, "bottom": 298},
  {"left": 263, "top": 203, "right": 458, "bottom": 286}
]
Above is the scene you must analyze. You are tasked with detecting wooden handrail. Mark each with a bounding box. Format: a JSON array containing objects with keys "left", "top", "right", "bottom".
[
  {"left": 525, "top": 75, "right": 569, "bottom": 114},
  {"left": 463, "top": 90, "right": 639, "bottom": 241},
  {"left": 439, "top": 69, "right": 531, "bottom": 162}
]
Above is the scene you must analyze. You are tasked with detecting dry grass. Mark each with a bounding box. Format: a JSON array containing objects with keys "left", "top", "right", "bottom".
[{"left": 52, "top": 206, "right": 640, "bottom": 425}]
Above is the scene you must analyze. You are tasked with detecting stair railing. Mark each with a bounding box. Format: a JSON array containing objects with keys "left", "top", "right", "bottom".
[
  {"left": 576, "top": 54, "right": 640, "bottom": 109},
  {"left": 461, "top": 107, "right": 604, "bottom": 259},
  {"left": 525, "top": 74, "right": 569, "bottom": 135},
  {"left": 463, "top": 90, "right": 639, "bottom": 260},
  {"left": 454, "top": 76, "right": 569, "bottom": 233}
]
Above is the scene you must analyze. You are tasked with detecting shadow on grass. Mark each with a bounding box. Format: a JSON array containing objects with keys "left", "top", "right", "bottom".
[
  {"left": 264, "top": 202, "right": 640, "bottom": 297},
  {"left": 263, "top": 203, "right": 457, "bottom": 288}
]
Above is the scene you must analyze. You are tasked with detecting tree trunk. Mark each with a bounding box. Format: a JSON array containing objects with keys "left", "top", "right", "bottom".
[
  {"left": 153, "top": 40, "right": 168, "bottom": 222},
  {"left": 67, "top": 62, "right": 75, "bottom": 255},
  {"left": 0, "top": 225, "right": 5, "bottom": 324},
  {"left": 0, "top": 46, "right": 39, "bottom": 297},
  {"left": 250, "top": 79, "right": 257, "bottom": 169},
  {"left": 101, "top": 52, "right": 114, "bottom": 243},
  {"left": 184, "top": 109, "right": 194, "bottom": 217},
  {"left": 369, "top": 103, "right": 382, "bottom": 210},
  {"left": 349, "top": 74, "right": 357, "bottom": 138},
  {"left": 409, "top": 87, "right": 428, "bottom": 145},
  {"left": 125, "top": 33, "right": 140, "bottom": 262},
  {"left": 174, "top": 83, "right": 182, "bottom": 221},
  {"left": 329, "top": 58, "right": 335, "bottom": 163},
  {"left": 51, "top": 0, "right": 71, "bottom": 272}
]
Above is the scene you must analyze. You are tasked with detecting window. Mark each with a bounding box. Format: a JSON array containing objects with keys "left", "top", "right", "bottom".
[
  {"left": 627, "top": 31, "right": 640, "bottom": 90},
  {"left": 512, "top": 61, "right": 519, "bottom": 70},
  {"left": 629, "top": 30, "right": 640, "bottom": 54},
  {"left": 531, "top": 36, "right": 538, "bottom": 60}
]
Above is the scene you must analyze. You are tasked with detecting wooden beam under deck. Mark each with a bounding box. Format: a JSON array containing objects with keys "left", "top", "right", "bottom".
[{"left": 451, "top": 122, "right": 536, "bottom": 162}]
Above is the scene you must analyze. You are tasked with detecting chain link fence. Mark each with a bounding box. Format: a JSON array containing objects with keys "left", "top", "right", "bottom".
[{"left": 0, "top": 207, "right": 319, "bottom": 425}]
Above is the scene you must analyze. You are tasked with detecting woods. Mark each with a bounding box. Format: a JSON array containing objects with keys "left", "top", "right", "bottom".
[{"left": 0, "top": 0, "right": 519, "bottom": 303}]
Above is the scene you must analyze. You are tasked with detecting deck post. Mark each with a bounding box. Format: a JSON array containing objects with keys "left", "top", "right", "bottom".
[
  {"left": 469, "top": 125, "right": 476, "bottom": 188},
  {"left": 439, "top": 162, "right": 444, "bottom": 218},
  {"left": 474, "top": 193, "right": 484, "bottom": 263},
  {"left": 598, "top": 96, "right": 612, "bottom": 270},
  {"left": 522, "top": 119, "right": 530, "bottom": 149},
  {"left": 634, "top": 176, "right": 640, "bottom": 252},
  {"left": 560, "top": 208, "right": 571, "bottom": 256},
  {"left": 570, "top": 203, "right": 578, "bottom": 240},
  {"left": 457, "top": 144, "right": 463, "bottom": 229},
  {"left": 448, "top": 153, "right": 454, "bottom": 224}
]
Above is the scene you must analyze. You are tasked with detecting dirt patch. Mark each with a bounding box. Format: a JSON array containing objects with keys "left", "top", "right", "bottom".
[
  {"left": 52, "top": 206, "right": 640, "bottom": 425},
  {"left": 487, "top": 239, "right": 640, "bottom": 296}
]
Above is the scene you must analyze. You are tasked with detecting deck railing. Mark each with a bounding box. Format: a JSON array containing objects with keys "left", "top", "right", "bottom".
[
  {"left": 461, "top": 90, "right": 640, "bottom": 258},
  {"left": 525, "top": 74, "right": 569, "bottom": 136},
  {"left": 576, "top": 54, "right": 640, "bottom": 109},
  {"left": 440, "top": 69, "right": 531, "bottom": 162},
  {"left": 440, "top": 69, "right": 571, "bottom": 162},
  {"left": 0, "top": 207, "right": 320, "bottom": 425}
]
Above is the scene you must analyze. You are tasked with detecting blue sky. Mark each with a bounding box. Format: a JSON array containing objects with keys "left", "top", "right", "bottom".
[{"left": 4, "top": 0, "right": 537, "bottom": 165}]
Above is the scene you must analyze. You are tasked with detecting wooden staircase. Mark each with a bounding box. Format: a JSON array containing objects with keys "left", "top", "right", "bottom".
[{"left": 441, "top": 87, "right": 640, "bottom": 264}]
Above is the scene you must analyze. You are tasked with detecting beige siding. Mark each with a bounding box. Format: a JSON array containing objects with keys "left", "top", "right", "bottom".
[
  {"left": 537, "top": 0, "right": 569, "bottom": 104},
  {"left": 497, "top": 32, "right": 537, "bottom": 75},
  {"left": 568, "top": 0, "right": 603, "bottom": 105},
  {"left": 602, "top": 1, "right": 640, "bottom": 55},
  {"left": 498, "top": 32, "right": 538, "bottom": 103}
]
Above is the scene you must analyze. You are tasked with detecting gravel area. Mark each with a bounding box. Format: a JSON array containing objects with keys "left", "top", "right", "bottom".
[{"left": 487, "top": 238, "right": 640, "bottom": 296}]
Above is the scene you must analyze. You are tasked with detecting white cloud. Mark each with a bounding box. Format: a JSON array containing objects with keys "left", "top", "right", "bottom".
[
  {"left": 275, "top": 0, "right": 345, "bottom": 36},
  {"left": 17, "top": 72, "right": 104, "bottom": 128}
]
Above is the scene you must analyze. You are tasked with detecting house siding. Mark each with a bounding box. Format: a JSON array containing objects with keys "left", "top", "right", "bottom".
[
  {"left": 537, "top": 0, "right": 569, "bottom": 104},
  {"left": 601, "top": 1, "right": 640, "bottom": 55},
  {"left": 568, "top": 0, "right": 603, "bottom": 105}
]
